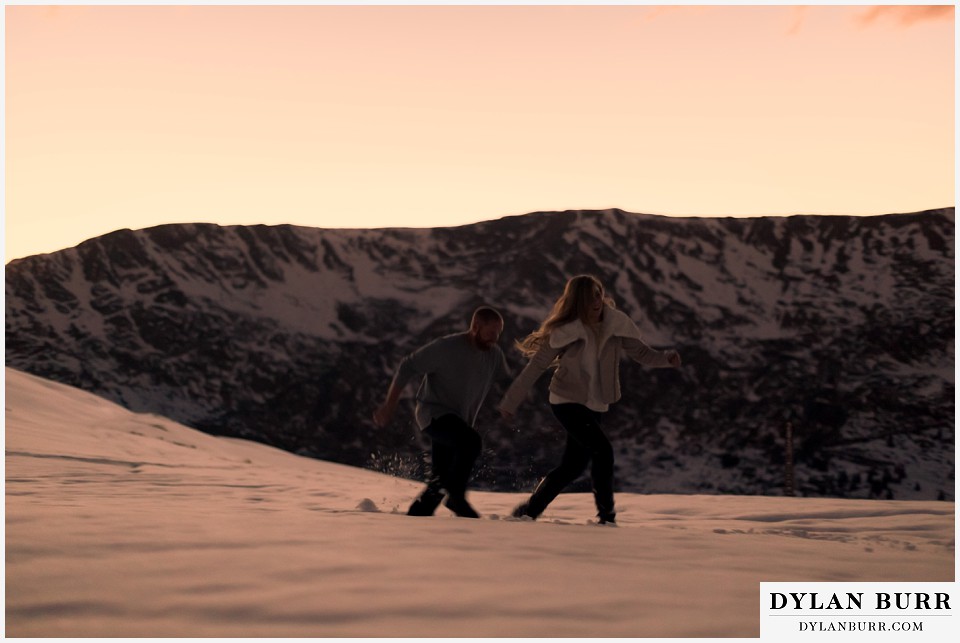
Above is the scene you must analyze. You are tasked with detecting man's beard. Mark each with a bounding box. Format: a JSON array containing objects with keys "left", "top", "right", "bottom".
[{"left": 475, "top": 337, "right": 495, "bottom": 351}]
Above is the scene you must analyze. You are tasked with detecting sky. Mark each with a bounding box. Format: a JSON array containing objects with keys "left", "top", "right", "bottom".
[{"left": 4, "top": 3, "right": 955, "bottom": 261}]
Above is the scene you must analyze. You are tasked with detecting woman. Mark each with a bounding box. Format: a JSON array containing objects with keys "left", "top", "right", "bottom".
[{"left": 498, "top": 275, "right": 681, "bottom": 524}]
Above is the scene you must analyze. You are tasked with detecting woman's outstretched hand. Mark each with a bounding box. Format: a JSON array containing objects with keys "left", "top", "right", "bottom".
[{"left": 666, "top": 350, "right": 682, "bottom": 368}]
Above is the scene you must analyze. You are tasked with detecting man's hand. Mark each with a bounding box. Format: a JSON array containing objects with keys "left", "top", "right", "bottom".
[
  {"left": 373, "top": 404, "right": 394, "bottom": 429},
  {"left": 374, "top": 383, "right": 402, "bottom": 429},
  {"left": 499, "top": 408, "right": 514, "bottom": 422}
]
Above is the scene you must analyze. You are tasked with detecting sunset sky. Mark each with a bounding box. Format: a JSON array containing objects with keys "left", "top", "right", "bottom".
[{"left": 4, "top": 3, "right": 955, "bottom": 261}]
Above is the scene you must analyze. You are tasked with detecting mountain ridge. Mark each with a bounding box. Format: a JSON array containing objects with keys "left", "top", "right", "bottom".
[{"left": 5, "top": 207, "right": 954, "bottom": 500}]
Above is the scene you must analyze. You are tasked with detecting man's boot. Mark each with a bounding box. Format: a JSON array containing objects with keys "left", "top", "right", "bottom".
[
  {"left": 407, "top": 486, "right": 444, "bottom": 516},
  {"left": 444, "top": 495, "right": 480, "bottom": 518}
]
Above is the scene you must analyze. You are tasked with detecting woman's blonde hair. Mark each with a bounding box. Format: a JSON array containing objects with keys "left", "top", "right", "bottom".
[{"left": 516, "top": 275, "right": 615, "bottom": 357}]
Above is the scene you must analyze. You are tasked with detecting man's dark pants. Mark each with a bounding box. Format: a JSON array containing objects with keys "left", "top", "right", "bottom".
[{"left": 408, "top": 414, "right": 482, "bottom": 516}]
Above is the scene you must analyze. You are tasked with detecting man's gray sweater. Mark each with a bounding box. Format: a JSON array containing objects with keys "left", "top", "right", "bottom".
[{"left": 393, "top": 332, "right": 509, "bottom": 429}]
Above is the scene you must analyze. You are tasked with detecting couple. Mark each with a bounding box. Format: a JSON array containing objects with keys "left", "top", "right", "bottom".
[{"left": 373, "top": 275, "right": 682, "bottom": 523}]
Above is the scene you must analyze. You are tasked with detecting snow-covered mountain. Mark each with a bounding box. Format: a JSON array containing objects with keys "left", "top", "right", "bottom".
[{"left": 5, "top": 208, "right": 954, "bottom": 499}]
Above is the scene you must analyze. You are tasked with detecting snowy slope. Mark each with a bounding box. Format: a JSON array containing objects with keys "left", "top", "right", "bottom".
[
  {"left": 4, "top": 208, "right": 954, "bottom": 499},
  {"left": 4, "top": 368, "right": 954, "bottom": 637}
]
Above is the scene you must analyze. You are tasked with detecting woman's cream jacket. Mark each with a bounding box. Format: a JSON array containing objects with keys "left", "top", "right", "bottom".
[{"left": 498, "top": 306, "right": 673, "bottom": 415}]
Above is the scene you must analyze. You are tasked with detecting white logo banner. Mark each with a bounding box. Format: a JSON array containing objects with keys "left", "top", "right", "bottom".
[{"left": 761, "top": 582, "right": 956, "bottom": 641}]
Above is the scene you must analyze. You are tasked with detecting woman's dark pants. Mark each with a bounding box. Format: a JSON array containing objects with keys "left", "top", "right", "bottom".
[{"left": 522, "top": 403, "right": 615, "bottom": 521}]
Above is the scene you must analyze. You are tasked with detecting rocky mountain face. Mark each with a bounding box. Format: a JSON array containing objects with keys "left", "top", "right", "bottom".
[{"left": 6, "top": 208, "right": 954, "bottom": 500}]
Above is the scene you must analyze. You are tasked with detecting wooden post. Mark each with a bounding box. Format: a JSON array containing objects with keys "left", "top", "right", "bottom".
[{"left": 785, "top": 421, "right": 795, "bottom": 497}]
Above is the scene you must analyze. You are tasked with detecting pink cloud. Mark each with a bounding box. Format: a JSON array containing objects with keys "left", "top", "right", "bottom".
[
  {"left": 786, "top": 6, "right": 808, "bottom": 35},
  {"left": 858, "top": 5, "right": 953, "bottom": 28}
]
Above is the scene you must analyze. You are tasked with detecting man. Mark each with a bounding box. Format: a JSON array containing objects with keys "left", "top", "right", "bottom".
[{"left": 373, "top": 306, "right": 509, "bottom": 518}]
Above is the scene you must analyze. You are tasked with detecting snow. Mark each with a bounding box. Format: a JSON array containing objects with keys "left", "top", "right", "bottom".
[{"left": 4, "top": 367, "right": 955, "bottom": 638}]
